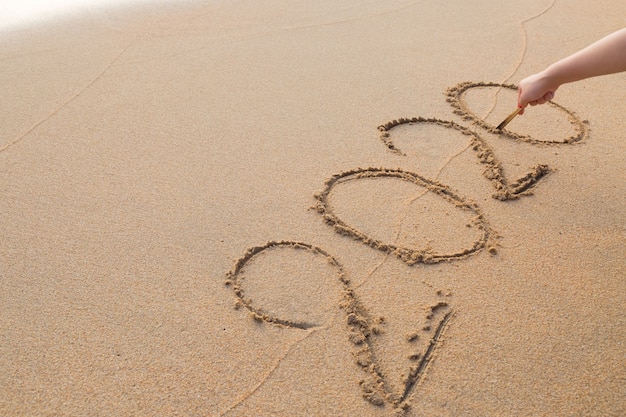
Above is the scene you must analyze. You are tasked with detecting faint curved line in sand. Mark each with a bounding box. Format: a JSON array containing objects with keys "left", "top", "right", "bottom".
[
  {"left": 0, "top": 44, "right": 131, "bottom": 154},
  {"left": 505, "top": 0, "right": 558, "bottom": 84},
  {"left": 482, "top": 0, "right": 558, "bottom": 119},
  {"left": 217, "top": 326, "right": 325, "bottom": 416}
]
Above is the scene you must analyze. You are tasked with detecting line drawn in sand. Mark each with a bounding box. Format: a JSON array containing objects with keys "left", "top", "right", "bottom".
[
  {"left": 225, "top": 82, "right": 590, "bottom": 415},
  {"left": 225, "top": 240, "right": 456, "bottom": 415}
]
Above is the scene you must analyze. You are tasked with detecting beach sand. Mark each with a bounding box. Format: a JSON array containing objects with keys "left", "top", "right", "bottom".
[{"left": 1, "top": 1, "right": 625, "bottom": 415}]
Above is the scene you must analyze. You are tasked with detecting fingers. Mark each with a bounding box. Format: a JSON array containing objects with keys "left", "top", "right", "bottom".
[
  {"left": 517, "top": 87, "right": 555, "bottom": 115},
  {"left": 531, "top": 92, "right": 555, "bottom": 106},
  {"left": 517, "top": 87, "right": 526, "bottom": 115}
]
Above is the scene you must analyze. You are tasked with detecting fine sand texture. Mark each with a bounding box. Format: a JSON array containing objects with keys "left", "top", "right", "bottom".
[{"left": 1, "top": 1, "right": 625, "bottom": 416}]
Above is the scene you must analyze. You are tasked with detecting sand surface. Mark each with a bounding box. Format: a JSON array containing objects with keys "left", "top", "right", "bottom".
[{"left": 1, "top": 1, "right": 625, "bottom": 416}]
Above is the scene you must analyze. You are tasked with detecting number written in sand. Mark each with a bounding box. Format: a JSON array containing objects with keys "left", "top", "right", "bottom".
[
  {"left": 314, "top": 167, "right": 498, "bottom": 264},
  {"left": 225, "top": 240, "right": 455, "bottom": 415},
  {"left": 224, "top": 81, "right": 591, "bottom": 414},
  {"left": 446, "top": 81, "right": 589, "bottom": 144},
  {"left": 378, "top": 117, "right": 551, "bottom": 201}
]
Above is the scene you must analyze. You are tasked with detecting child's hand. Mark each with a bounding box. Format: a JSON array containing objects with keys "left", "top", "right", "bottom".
[
  {"left": 517, "top": 29, "right": 626, "bottom": 115},
  {"left": 517, "top": 72, "right": 559, "bottom": 115}
]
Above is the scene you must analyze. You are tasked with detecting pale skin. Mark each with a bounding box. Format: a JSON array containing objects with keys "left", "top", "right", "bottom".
[{"left": 517, "top": 28, "right": 626, "bottom": 115}]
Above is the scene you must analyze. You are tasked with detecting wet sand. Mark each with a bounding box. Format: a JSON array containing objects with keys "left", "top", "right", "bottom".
[{"left": 1, "top": 1, "right": 625, "bottom": 416}]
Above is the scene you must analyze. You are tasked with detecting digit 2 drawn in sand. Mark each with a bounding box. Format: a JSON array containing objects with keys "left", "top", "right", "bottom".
[
  {"left": 225, "top": 82, "right": 590, "bottom": 414},
  {"left": 378, "top": 118, "right": 551, "bottom": 201},
  {"left": 225, "top": 241, "right": 455, "bottom": 415}
]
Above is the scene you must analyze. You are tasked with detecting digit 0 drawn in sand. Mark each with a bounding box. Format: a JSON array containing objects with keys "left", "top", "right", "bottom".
[
  {"left": 377, "top": 117, "right": 551, "bottom": 201},
  {"left": 445, "top": 81, "right": 590, "bottom": 144},
  {"left": 225, "top": 241, "right": 455, "bottom": 415},
  {"left": 314, "top": 167, "right": 498, "bottom": 264}
]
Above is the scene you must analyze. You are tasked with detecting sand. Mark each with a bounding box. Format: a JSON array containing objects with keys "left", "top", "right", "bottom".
[{"left": 1, "top": 0, "right": 625, "bottom": 416}]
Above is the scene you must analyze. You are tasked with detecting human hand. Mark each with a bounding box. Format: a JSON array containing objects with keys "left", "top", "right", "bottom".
[{"left": 517, "top": 72, "right": 560, "bottom": 115}]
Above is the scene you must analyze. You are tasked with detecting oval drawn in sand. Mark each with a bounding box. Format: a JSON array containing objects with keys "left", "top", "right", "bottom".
[
  {"left": 314, "top": 168, "right": 497, "bottom": 265},
  {"left": 445, "top": 81, "right": 589, "bottom": 144}
]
